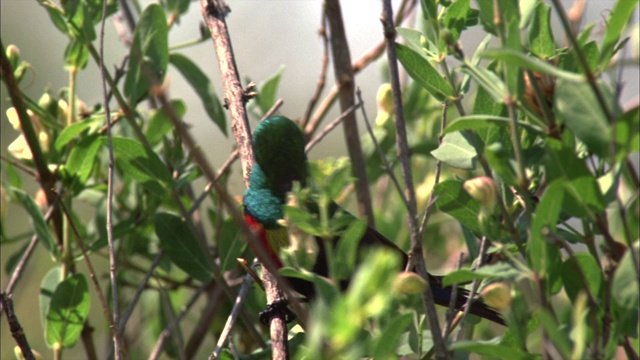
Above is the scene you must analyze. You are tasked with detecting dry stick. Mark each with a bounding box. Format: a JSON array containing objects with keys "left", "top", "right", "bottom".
[
  {"left": 148, "top": 282, "right": 209, "bottom": 360},
  {"left": 118, "top": 250, "right": 164, "bottom": 332},
  {"left": 200, "top": 3, "right": 302, "bottom": 358},
  {"left": 0, "top": 293, "right": 35, "bottom": 360},
  {"left": 355, "top": 88, "right": 409, "bottom": 212},
  {"left": 380, "top": 1, "right": 448, "bottom": 359},
  {"left": 184, "top": 285, "right": 225, "bottom": 359},
  {"left": 99, "top": 0, "right": 124, "bottom": 357},
  {"left": 210, "top": 262, "right": 259, "bottom": 360},
  {"left": 301, "top": 6, "right": 329, "bottom": 128},
  {"left": 324, "top": 0, "right": 375, "bottom": 227},
  {"left": 305, "top": 102, "right": 362, "bottom": 152},
  {"left": 304, "top": 0, "right": 415, "bottom": 138}
]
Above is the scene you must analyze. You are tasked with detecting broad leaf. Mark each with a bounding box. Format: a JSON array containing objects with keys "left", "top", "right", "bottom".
[
  {"left": 154, "top": 212, "right": 213, "bottom": 283},
  {"left": 45, "top": 274, "right": 91, "bottom": 349},
  {"left": 170, "top": 54, "right": 226, "bottom": 135},
  {"left": 124, "top": 4, "right": 169, "bottom": 103},
  {"left": 431, "top": 132, "right": 476, "bottom": 169}
]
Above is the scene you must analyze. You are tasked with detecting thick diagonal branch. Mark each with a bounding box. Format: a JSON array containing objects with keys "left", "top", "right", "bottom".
[{"left": 324, "top": 0, "right": 375, "bottom": 226}]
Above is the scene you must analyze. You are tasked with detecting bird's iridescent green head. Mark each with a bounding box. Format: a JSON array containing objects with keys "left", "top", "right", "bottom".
[{"left": 252, "top": 116, "right": 308, "bottom": 192}]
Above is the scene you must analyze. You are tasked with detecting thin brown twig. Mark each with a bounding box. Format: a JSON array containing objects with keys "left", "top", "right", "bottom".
[
  {"left": 380, "top": 1, "right": 448, "bottom": 358},
  {"left": 301, "top": 7, "right": 330, "bottom": 128},
  {"left": 210, "top": 261, "right": 258, "bottom": 359},
  {"left": 148, "top": 282, "right": 209, "bottom": 360},
  {"left": 305, "top": 102, "right": 362, "bottom": 152},
  {"left": 54, "top": 191, "right": 124, "bottom": 358},
  {"left": 99, "top": 0, "right": 123, "bottom": 357},
  {"left": 355, "top": 88, "right": 409, "bottom": 211}
]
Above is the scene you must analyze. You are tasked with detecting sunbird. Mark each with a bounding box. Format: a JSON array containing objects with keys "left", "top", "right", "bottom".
[{"left": 243, "top": 116, "right": 504, "bottom": 325}]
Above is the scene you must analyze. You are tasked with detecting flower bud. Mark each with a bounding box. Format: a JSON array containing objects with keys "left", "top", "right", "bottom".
[
  {"left": 375, "top": 83, "right": 393, "bottom": 125},
  {"left": 480, "top": 282, "right": 512, "bottom": 311},
  {"left": 463, "top": 176, "right": 498, "bottom": 214},
  {"left": 393, "top": 271, "right": 427, "bottom": 294}
]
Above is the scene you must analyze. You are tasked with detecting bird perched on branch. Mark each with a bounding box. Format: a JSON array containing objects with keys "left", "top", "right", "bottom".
[{"left": 243, "top": 116, "right": 504, "bottom": 325}]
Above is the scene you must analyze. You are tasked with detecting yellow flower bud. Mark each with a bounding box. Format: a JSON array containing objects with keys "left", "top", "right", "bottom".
[
  {"left": 375, "top": 83, "right": 394, "bottom": 125},
  {"left": 480, "top": 282, "right": 512, "bottom": 311},
  {"left": 392, "top": 271, "right": 427, "bottom": 295},
  {"left": 463, "top": 176, "right": 498, "bottom": 214}
]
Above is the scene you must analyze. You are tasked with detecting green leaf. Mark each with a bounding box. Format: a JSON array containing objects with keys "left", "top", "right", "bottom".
[
  {"left": 124, "top": 4, "right": 169, "bottom": 103},
  {"left": 600, "top": 0, "right": 638, "bottom": 68},
  {"left": 255, "top": 66, "right": 285, "bottom": 115},
  {"left": 37, "top": 0, "right": 70, "bottom": 34},
  {"left": 40, "top": 267, "right": 63, "bottom": 334},
  {"left": 154, "top": 212, "right": 213, "bottom": 283},
  {"left": 612, "top": 241, "right": 639, "bottom": 336},
  {"left": 528, "top": 2, "right": 555, "bottom": 58},
  {"left": 45, "top": 274, "right": 91, "bottom": 349},
  {"left": 396, "top": 28, "right": 428, "bottom": 56},
  {"left": 460, "top": 60, "right": 508, "bottom": 103},
  {"left": 284, "top": 205, "right": 323, "bottom": 237},
  {"left": 434, "top": 180, "right": 481, "bottom": 234},
  {"left": 216, "top": 217, "right": 244, "bottom": 272},
  {"left": 555, "top": 78, "right": 613, "bottom": 157},
  {"left": 335, "top": 218, "right": 367, "bottom": 280},
  {"left": 109, "top": 137, "right": 171, "bottom": 196},
  {"left": 430, "top": 132, "right": 476, "bottom": 169},
  {"left": 442, "top": 0, "right": 470, "bottom": 41},
  {"left": 146, "top": 100, "right": 185, "bottom": 145},
  {"left": 169, "top": 53, "right": 227, "bottom": 135},
  {"left": 561, "top": 253, "right": 602, "bottom": 303},
  {"left": 55, "top": 116, "right": 101, "bottom": 151},
  {"left": 420, "top": 0, "right": 437, "bottom": 22},
  {"left": 449, "top": 338, "right": 530, "bottom": 360},
  {"left": 373, "top": 312, "right": 412, "bottom": 359},
  {"left": 63, "top": 39, "right": 89, "bottom": 70},
  {"left": 534, "top": 309, "right": 573, "bottom": 358},
  {"left": 484, "top": 142, "right": 518, "bottom": 187},
  {"left": 443, "top": 262, "right": 520, "bottom": 286},
  {"left": 614, "top": 106, "right": 640, "bottom": 160},
  {"left": 396, "top": 43, "right": 454, "bottom": 101},
  {"left": 481, "top": 49, "right": 584, "bottom": 82},
  {"left": 528, "top": 180, "right": 563, "bottom": 284},
  {"left": 10, "top": 187, "right": 59, "bottom": 259},
  {"left": 65, "top": 134, "right": 103, "bottom": 186},
  {"left": 444, "top": 115, "right": 544, "bottom": 136}
]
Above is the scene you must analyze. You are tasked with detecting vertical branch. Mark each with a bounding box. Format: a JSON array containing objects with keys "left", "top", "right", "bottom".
[
  {"left": 324, "top": 0, "right": 375, "bottom": 227},
  {"left": 99, "top": 0, "right": 123, "bottom": 357},
  {"left": 380, "top": 1, "right": 448, "bottom": 359},
  {"left": 200, "top": 1, "right": 292, "bottom": 358}
]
